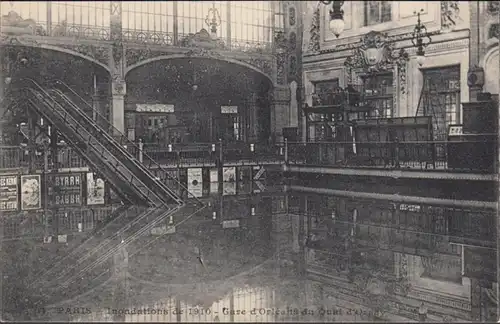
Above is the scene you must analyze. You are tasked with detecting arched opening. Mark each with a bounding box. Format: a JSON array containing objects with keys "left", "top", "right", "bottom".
[
  {"left": 1, "top": 46, "right": 111, "bottom": 145},
  {"left": 125, "top": 57, "right": 273, "bottom": 145}
]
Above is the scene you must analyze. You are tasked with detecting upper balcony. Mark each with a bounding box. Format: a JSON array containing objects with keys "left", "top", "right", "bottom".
[{"left": 1, "top": 1, "right": 283, "bottom": 54}]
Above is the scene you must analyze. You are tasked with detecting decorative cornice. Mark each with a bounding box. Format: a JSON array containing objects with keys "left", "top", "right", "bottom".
[
  {"left": 58, "top": 44, "right": 109, "bottom": 66},
  {"left": 236, "top": 57, "right": 273, "bottom": 79},
  {"left": 125, "top": 47, "right": 172, "bottom": 67}
]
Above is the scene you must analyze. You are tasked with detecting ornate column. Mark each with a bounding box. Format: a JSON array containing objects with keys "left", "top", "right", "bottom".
[
  {"left": 110, "top": 1, "right": 126, "bottom": 136},
  {"left": 467, "top": 1, "right": 484, "bottom": 102}
]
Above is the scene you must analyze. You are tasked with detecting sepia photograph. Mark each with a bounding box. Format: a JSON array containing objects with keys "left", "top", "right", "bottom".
[{"left": 0, "top": 0, "right": 499, "bottom": 322}]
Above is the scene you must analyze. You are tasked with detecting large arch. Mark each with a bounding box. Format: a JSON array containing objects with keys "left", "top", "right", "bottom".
[
  {"left": 39, "top": 44, "right": 111, "bottom": 74},
  {"left": 125, "top": 54, "right": 273, "bottom": 86}
]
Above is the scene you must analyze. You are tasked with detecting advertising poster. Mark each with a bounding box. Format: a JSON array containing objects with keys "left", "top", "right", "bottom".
[
  {"left": 0, "top": 174, "right": 19, "bottom": 211},
  {"left": 86, "top": 172, "right": 105, "bottom": 205},
  {"left": 209, "top": 169, "right": 218, "bottom": 183},
  {"left": 187, "top": 168, "right": 203, "bottom": 198},
  {"left": 222, "top": 167, "right": 236, "bottom": 182},
  {"left": 47, "top": 173, "right": 83, "bottom": 207},
  {"left": 223, "top": 182, "right": 236, "bottom": 196},
  {"left": 21, "top": 175, "right": 41, "bottom": 210}
]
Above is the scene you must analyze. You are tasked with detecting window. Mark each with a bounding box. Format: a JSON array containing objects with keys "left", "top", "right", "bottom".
[
  {"left": 364, "top": 1, "right": 392, "bottom": 26},
  {"left": 313, "top": 79, "right": 340, "bottom": 106},
  {"left": 362, "top": 73, "right": 394, "bottom": 118},
  {"left": 122, "top": 2, "right": 175, "bottom": 39},
  {"left": 421, "top": 66, "right": 460, "bottom": 139}
]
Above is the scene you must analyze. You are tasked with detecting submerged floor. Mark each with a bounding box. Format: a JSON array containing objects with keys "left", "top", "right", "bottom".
[{"left": 0, "top": 181, "right": 496, "bottom": 322}]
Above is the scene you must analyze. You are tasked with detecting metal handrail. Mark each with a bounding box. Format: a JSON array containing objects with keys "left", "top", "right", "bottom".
[
  {"left": 21, "top": 85, "right": 158, "bottom": 206},
  {"left": 50, "top": 79, "right": 202, "bottom": 206},
  {"left": 49, "top": 88, "right": 184, "bottom": 206}
]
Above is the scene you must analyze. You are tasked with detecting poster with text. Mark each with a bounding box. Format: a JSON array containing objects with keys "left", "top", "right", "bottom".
[
  {"left": 222, "top": 167, "right": 236, "bottom": 182},
  {"left": 209, "top": 169, "right": 218, "bottom": 183},
  {"left": 187, "top": 168, "right": 203, "bottom": 198},
  {"left": 87, "top": 172, "right": 105, "bottom": 205},
  {"left": 21, "top": 175, "right": 41, "bottom": 210},
  {"left": 0, "top": 174, "right": 18, "bottom": 211},
  {"left": 47, "top": 173, "right": 83, "bottom": 207}
]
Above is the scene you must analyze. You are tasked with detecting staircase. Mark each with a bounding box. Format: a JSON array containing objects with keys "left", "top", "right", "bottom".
[
  {"left": 11, "top": 78, "right": 209, "bottom": 296},
  {"left": 13, "top": 78, "right": 184, "bottom": 208}
]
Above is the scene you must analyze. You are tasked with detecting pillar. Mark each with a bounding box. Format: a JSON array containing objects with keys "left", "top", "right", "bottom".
[
  {"left": 111, "top": 89, "right": 125, "bottom": 136},
  {"left": 272, "top": 87, "right": 291, "bottom": 143},
  {"left": 110, "top": 1, "right": 125, "bottom": 137},
  {"left": 468, "top": 1, "right": 484, "bottom": 101}
]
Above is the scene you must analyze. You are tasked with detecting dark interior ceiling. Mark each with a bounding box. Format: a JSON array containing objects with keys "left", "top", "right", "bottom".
[{"left": 125, "top": 57, "right": 273, "bottom": 101}]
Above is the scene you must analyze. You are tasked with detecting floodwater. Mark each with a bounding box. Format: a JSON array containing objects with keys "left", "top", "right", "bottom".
[{"left": 1, "top": 181, "right": 497, "bottom": 322}]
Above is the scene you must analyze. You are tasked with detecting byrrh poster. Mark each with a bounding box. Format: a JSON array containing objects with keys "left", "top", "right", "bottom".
[
  {"left": 187, "top": 168, "right": 203, "bottom": 198},
  {"left": 87, "top": 172, "right": 105, "bottom": 205},
  {"left": 21, "top": 175, "right": 41, "bottom": 210}
]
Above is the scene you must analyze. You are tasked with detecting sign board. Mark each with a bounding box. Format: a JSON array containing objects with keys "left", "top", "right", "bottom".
[
  {"left": 222, "top": 167, "right": 236, "bottom": 182},
  {"left": 21, "top": 175, "right": 41, "bottom": 210},
  {"left": 47, "top": 173, "right": 83, "bottom": 207},
  {"left": 0, "top": 175, "right": 18, "bottom": 211},
  {"left": 221, "top": 106, "right": 238, "bottom": 114},
  {"left": 222, "top": 220, "right": 240, "bottom": 229},
  {"left": 136, "top": 104, "right": 174, "bottom": 113},
  {"left": 187, "top": 168, "right": 203, "bottom": 198},
  {"left": 253, "top": 166, "right": 266, "bottom": 180},
  {"left": 448, "top": 125, "right": 463, "bottom": 136},
  {"left": 86, "top": 173, "right": 105, "bottom": 205}
]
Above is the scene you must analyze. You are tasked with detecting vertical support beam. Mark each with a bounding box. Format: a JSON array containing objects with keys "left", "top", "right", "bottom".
[
  {"left": 468, "top": 1, "right": 483, "bottom": 101},
  {"left": 50, "top": 129, "right": 58, "bottom": 169},
  {"left": 110, "top": 1, "right": 126, "bottom": 137},
  {"left": 173, "top": 1, "right": 178, "bottom": 46},
  {"left": 226, "top": 2, "right": 231, "bottom": 49},
  {"left": 46, "top": 1, "right": 52, "bottom": 36}
]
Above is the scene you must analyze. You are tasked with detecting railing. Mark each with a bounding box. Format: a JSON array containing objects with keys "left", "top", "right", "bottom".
[
  {"left": 50, "top": 79, "right": 198, "bottom": 206},
  {"left": 287, "top": 139, "right": 497, "bottom": 172}
]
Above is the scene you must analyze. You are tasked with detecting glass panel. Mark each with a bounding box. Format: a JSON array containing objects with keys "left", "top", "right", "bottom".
[
  {"left": 363, "top": 73, "right": 393, "bottom": 118},
  {"left": 1, "top": 1, "right": 47, "bottom": 25},
  {"left": 51, "top": 1, "right": 110, "bottom": 27},
  {"left": 364, "top": 1, "right": 392, "bottom": 26},
  {"left": 122, "top": 1, "right": 174, "bottom": 34},
  {"left": 422, "top": 66, "right": 461, "bottom": 139},
  {"left": 230, "top": 1, "right": 273, "bottom": 47}
]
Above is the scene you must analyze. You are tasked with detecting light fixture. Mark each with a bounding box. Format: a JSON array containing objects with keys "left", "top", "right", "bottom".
[
  {"left": 321, "top": 1, "right": 345, "bottom": 38},
  {"left": 205, "top": 1, "right": 222, "bottom": 39},
  {"left": 411, "top": 9, "right": 432, "bottom": 66}
]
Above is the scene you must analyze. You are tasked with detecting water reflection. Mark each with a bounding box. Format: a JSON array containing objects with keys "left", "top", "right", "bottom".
[{"left": 1, "top": 181, "right": 497, "bottom": 322}]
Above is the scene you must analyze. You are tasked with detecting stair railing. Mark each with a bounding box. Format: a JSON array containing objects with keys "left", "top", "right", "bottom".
[
  {"left": 49, "top": 88, "right": 184, "bottom": 206},
  {"left": 22, "top": 86, "right": 158, "bottom": 206},
  {"left": 50, "top": 79, "right": 202, "bottom": 206}
]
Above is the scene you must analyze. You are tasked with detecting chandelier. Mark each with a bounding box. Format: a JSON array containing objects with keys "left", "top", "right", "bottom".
[
  {"left": 205, "top": 2, "right": 222, "bottom": 39},
  {"left": 320, "top": 1, "right": 345, "bottom": 38},
  {"left": 411, "top": 9, "right": 432, "bottom": 66}
]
